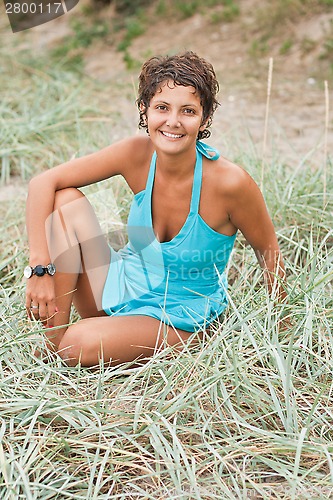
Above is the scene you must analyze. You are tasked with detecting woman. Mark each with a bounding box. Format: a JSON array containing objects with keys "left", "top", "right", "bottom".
[{"left": 25, "top": 51, "right": 287, "bottom": 366}]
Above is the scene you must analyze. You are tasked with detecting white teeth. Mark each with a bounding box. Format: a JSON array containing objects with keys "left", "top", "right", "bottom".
[{"left": 161, "top": 131, "right": 183, "bottom": 139}]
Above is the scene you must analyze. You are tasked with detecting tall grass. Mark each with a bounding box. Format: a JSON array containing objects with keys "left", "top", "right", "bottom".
[
  {"left": 1, "top": 31, "right": 333, "bottom": 500},
  {"left": 0, "top": 46, "right": 129, "bottom": 184},
  {"left": 1, "top": 181, "right": 332, "bottom": 497}
]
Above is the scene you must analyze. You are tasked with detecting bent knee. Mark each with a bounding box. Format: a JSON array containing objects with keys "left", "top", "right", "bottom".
[
  {"left": 58, "top": 323, "right": 99, "bottom": 367},
  {"left": 54, "top": 187, "right": 84, "bottom": 210},
  {"left": 58, "top": 325, "right": 83, "bottom": 366}
]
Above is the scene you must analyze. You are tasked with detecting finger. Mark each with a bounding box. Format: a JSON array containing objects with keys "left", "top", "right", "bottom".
[
  {"left": 26, "top": 295, "right": 34, "bottom": 319},
  {"left": 25, "top": 298, "right": 30, "bottom": 312},
  {"left": 27, "top": 300, "right": 40, "bottom": 320},
  {"left": 46, "top": 299, "right": 58, "bottom": 327},
  {"left": 30, "top": 307, "right": 40, "bottom": 321},
  {"left": 26, "top": 306, "right": 33, "bottom": 320},
  {"left": 38, "top": 303, "right": 48, "bottom": 325}
]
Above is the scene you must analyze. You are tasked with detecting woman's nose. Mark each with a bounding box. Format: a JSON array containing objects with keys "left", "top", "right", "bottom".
[{"left": 166, "top": 112, "right": 180, "bottom": 128}]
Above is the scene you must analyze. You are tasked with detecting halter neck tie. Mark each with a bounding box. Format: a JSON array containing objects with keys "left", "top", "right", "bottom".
[{"left": 196, "top": 141, "right": 220, "bottom": 161}]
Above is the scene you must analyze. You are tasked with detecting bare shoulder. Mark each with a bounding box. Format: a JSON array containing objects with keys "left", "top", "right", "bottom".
[
  {"left": 120, "top": 135, "right": 152, "bottom": 158},
  {"left": 206, "top": 155, "right": 258, "bottom": 198},
  {"left": 103, "top": 135, "right": 153, "bottom": 172},
  {"left": 116, "top": 135, "right": 154, "bottom": 191}
]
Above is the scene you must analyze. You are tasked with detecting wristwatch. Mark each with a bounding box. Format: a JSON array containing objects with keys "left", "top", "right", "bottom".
[{"left": 24, "top": 263, "right": 56, "bottom": 279}]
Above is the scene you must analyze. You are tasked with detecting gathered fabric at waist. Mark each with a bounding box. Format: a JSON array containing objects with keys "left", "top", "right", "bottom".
[{"left": 117, "top": 231, "right": 234, "bottom": 300}]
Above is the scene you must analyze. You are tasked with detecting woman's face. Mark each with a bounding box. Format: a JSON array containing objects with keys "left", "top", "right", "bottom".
[{"left": 144, "top": 80, "right": 206, "bottom": 155}]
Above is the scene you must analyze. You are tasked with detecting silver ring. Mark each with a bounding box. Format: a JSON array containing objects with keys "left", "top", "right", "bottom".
[{"left": 30, "top": 305, "right": 39, "bottom": 309}]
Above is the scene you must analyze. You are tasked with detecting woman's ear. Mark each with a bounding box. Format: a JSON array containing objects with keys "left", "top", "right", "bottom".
[
  {"left": 139, "top": 101, "right": 146, "bottom": 113},
  {"left": 139, "top": 101, "right": 147, "bottom": 125},
  {"left": 199, "top": 116, "right": 212, "bottom": 132},
  {"left": 199, "top": 120, "right": 208, "bottom": 132}
]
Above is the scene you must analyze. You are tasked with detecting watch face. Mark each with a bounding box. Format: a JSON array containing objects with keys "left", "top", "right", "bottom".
[
  {"left": 47, "top": 263, "right": 56, "bottom": 276},
  {"left": 34, "top": 265, "right": 46, "bottom": 277},
  {"left": 24, "top": 266, "right": 33, "bottom": 279}
]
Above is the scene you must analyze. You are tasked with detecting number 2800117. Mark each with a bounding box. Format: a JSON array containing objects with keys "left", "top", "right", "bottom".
[{"left": 5, "top": 2, "right": 62, "bottom": 14}]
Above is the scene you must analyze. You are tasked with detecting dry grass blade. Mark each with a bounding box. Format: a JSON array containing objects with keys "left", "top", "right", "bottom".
[
  {"left": 261, "top": 56, "right": 274, "bottom": 191},
  {"left": 323, "top": 79, "right": 329, "bottom": 209}
]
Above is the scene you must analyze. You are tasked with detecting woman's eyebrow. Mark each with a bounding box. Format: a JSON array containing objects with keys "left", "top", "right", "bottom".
[
  {"left": 153, "top": 99, "right": 199, "bottom": 108},
  {"left": 153, "top": 100, "right": 169, "bottom": 104}
]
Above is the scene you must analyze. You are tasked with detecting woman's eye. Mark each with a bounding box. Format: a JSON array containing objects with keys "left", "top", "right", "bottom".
[
  {"left": 156, "top": 105, "right": 167, "bottom": 111},
  {"left": 184, "top": 108, "right": 195, "bottom": 114}
]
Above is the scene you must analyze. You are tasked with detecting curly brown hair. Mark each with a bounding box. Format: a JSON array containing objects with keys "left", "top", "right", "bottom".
[{"left": 137, "top": 51, "right": 220, "bottom": 140}]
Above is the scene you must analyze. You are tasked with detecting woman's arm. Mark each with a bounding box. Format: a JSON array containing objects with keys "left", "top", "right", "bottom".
[
  {"left": 226, "top": 167, "right": 287, "bottom": 303},
  {"left": 25, "top": 136, "right": 149, "bottom": 325}
]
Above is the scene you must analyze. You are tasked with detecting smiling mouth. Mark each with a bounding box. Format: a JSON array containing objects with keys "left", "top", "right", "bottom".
[{"left": 160, "top": 131, "right": 184, "bottom": 139}]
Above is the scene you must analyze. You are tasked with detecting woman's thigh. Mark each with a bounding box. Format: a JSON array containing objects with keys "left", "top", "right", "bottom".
[
  {"left": 58, "top": 315, "right": 198, "bottom": 367},
  {"left": 49, "top": 188, "right": 111, "bottom": 319}
]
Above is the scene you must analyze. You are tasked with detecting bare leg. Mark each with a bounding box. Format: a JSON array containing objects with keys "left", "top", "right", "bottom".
[
  {"left": 44, "top": 188, "right": 110, "bottom": 350},
  {"left": 58, "top": 314, "right": 200, "bottom": 367}
]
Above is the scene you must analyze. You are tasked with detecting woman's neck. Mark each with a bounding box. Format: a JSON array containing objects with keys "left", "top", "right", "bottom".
[{"left": 155, "top": 147, "right": 197, "bottom": 182}]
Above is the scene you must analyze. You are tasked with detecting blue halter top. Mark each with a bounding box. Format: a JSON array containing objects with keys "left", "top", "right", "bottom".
[{"left": 102, "top": 141, "right": 237, "bottom": 332}]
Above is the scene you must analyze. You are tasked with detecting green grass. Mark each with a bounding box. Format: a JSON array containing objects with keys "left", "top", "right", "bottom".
[
  {"left": 50, "top": 18, "right": 109, "bottom": 62},
  {"left": 1, "top": 174, "right": 333, "bottom": 496},
  {"left": 1, "top": 17, "right": 333, "bottom": 500},
  {"left": 117, "top": 17, "right": 146, "bottom": 53},
  {"left": 0, "top": 47, "right": 128, "bottom": 183}
]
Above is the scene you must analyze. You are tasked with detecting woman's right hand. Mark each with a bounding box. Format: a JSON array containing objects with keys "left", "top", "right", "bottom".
[{"left": 25, "top": 275, "right": 58, "bottom": 328}]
